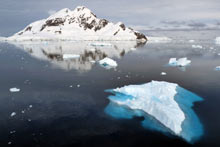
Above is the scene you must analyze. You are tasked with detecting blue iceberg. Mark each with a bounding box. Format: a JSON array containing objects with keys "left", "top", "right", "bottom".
[{"left": 105, "top": 81, "right": 203, "bottom": 143}]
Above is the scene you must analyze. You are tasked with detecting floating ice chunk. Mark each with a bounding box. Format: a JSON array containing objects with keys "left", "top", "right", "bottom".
[
  {"left": 215, "top": 37, "right": 220, "bottom": 44},
  {"left": 215, "top": 66, "right": 220, "bottom": 71},
  {"left": 99, "top": 57, "right": 118, "bottom": 69},
  {"left": 9, "top": 88, "right": 20, "bottom": 92},
  {"left": 189, "top": 40, "right": 195, "bottom": 43},
  {"left": 105, "top": 81, "right": 203, "bottom": 143},
  {"left": 161, "top": 72, "right": 167, "bottom": 75},
  {"left": 169, "top": 58, "right": 177, "bottom": 65},
  {"left": 10, "top": 112, "right": 16, "bottom": 117},
  {"left": 192, "top": 45, "right": 203, "bottom": 49},
  {"left": 63, "top": 54, "right": 80, "bottom": 59},
  {"left": 169, "top": 57, "right": 191, "bottom": 67},
  {"left": 89, "top": 42, "right": 112, "bottom": 46},
  {"left": 177, "top": 57, "right": 191, "bottom": 67}
]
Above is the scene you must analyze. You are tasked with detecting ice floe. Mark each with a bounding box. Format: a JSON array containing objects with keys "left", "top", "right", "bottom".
[
  {"left": 215, "top": 66, "right": 220, "bottom": 71},
  {"left": 192, "top": 45, "right": 203, "bottom": 49},
  {"left": 99, "top": 57, "right": 118, "bottom": 69},
  {"left": 189, "top": 40, "right": 195, "bottom": 43},
  {"left": 10, "top": 112, "right": 16, "bottom": 117},
  {"left": 169, "top": 57, "right": 191, "bottom": 67},
  {"left": 9, "top": 88, "right": 20, "bottom": 92},
  {"left": 105, "top": 81, "right": 203, "bottom": 143},
  {"left": 161, "top": 72, "right": 167, "bottom": 75}
]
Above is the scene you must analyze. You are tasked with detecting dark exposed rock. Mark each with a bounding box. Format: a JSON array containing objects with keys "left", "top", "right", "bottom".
[
  {"left": 113, "top": 29, "right": 120, "bottom": 36},
  {"left": 119, "top": 23, "right": 126, "bottom": 31},
  {"left": 25, "top": 26, "right": 32, "bottom": 32},
  {"left": 134, "top": 32, "right": 147, "bottom": 41},
  {"left": 55, "top": 31, "right": 62, "bottom": 34},
  {"left": 94, "top": 19, "right": 108, "bottom": 31},
  {"left": 40, "top": 18, "right": 65, "bottom": 31},
  {"left": 18, "top": 32, "right": 23, "bottom": 35}
]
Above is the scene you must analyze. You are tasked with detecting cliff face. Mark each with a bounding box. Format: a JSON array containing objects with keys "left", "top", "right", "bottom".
[{"left": 7, "top": 6, "right": 147, "bottom": 42}]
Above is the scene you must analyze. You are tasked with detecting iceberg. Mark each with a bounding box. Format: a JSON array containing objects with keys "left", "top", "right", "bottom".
[
  {"left": 105, "top": 81, "right": 203, "bottom": 143},
  {"left": 215, "top": 66, "right": 220, "bottom": 71},
  {"left": 168, "top": 57, "right": 191, "bottom": 67},
  {"left": 98, "top": 57, "right": 118, "bottom": 69}
]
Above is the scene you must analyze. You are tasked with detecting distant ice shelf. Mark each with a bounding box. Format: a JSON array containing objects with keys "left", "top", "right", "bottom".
[
  {"left": 105, "top": 81, "right": 203, "bottom": 143},
  {"left": 147, "top": 37, "right": 172, "bottom": 43}
]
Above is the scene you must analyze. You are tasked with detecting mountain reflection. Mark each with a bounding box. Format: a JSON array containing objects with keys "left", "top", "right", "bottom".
[{"left": 11, "top": 41, "right": 145, "bottom": 72}]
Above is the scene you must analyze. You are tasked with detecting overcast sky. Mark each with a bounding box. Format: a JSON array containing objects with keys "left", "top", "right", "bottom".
[{"left": 0, "top": 0, "right": 220, "bottom": 36}]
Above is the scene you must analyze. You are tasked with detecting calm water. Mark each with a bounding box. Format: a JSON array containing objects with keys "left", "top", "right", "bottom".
[{"left": 0, "top": 30, "right": 220, "bottom": 146}]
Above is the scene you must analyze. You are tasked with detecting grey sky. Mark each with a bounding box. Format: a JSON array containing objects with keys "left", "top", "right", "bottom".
[{"left": 0, "top": 0, "right": 220, "bottom": 36}]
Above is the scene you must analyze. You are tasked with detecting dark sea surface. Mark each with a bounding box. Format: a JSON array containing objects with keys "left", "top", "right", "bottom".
[{"left": 0, "top": 30, "right": 220, "bottom": 146}]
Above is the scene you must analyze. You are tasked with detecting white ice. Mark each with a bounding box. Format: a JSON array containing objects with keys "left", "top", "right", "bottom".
[
  {"left": 215, "top": 66, "right": 220, "bottom": 71},
  {"left": 192, "top": 45, "right": 203, "bottom": 49},
  {"left": 110, "top": 81, "right": 185, "bottom": 135},
  {"left": 169, "top": 57, "right": 191, "bottom": 67},
  {"left": 89, "top": 42, "right": 112, "bottom": 46},
  {"left": 161, "top": 72, "right": 167, "bottom": 75},
  {"left": 63, "top": 54, "right": 80, "bottom": 59},
  {"left": 215, "top": 37, "right": 220, "bottom": 44},
  {"left": 99, "top": 57, "right": 118, "bottom": 69},
  {"left": 10, "top": 112, "right": 16, "bottom": 117},
  {"left": 9, "top": 88, "right": 20, "bottom": 92}
]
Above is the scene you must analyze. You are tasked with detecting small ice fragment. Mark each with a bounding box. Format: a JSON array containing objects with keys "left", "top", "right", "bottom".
[
  {"left": 77, "top": 84, "right": 80, "bottom": 88},
  {"left": 192, "top": 45, "right": 203, "bottom": 49},
  {"left": 63, "top": 54, "right": 80, "bottom": 59},
  {"left": 8, "top": 142, "right": 12, "bottom": 145},
  {"left": 28, "top": 119, "right": 32, "bottom": 122},
  {"left": 189, "top": 40, "right": 195, "bottom": 43},
  {"left": 218, "top": 53, "right": 220, "bottom": 56},
  {"left": 10, "top": 130, "right": 16, "bottom": 134},
  {"left": 29, "top": 105, "right": 33, "bottom": 108},
  {"left": 69, "top": 85, "right": 73, "bottom": 88},
  {"left": 9, "top": 88, "right": 20, "bottom": 93},
  {"left": 99, "top": 57, "right": 118, "bottom": 69},
  {"left": 10, "top": 112, "right": 16, "bottom": 117},
  {"left": 215, "top": 66, "right": 220, "bottom": 71},
  {"left": 161, "top": 72, "right": 167, "bottom": 75},
  {"left": 21, "top": 110, "right": 25, "bottom": 114}
]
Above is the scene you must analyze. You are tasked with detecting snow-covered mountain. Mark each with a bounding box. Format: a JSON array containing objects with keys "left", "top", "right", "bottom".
[{"left": 6, "top": 6, "right": 147, "bottom": 42}]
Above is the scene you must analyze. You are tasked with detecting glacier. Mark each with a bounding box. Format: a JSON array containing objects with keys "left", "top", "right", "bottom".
[{"left": 105, "top": 81, "right": 203, "bottom": 143}]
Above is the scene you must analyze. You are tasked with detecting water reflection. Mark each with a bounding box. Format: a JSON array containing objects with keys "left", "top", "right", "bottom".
[{"left": 10, "top": 41, "right": 145, "bottom": 72}]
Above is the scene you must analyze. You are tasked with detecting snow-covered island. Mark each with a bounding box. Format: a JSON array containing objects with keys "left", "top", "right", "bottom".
[{"left": 4, "top": 6, "right": 147, "bottom": 42}]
